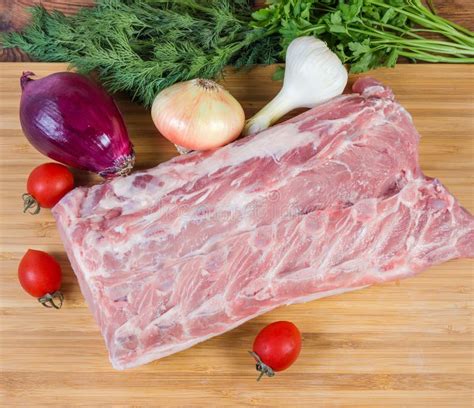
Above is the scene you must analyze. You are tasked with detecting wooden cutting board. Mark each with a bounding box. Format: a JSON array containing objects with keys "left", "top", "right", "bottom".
[{"left": 0, "top": 63, "right": 473, "bottom": 407}]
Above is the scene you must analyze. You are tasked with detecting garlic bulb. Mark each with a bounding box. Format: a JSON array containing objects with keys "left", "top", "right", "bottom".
[
  {"left": 244, "top": 36, "right": 348, "bottom": 135},
  {"left": 151, "top": 79, "right": 245, "bottom": 152}
]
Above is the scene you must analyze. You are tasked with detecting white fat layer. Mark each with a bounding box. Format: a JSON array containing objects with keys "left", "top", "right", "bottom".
[{"left": 112, "top": 284, "right": 369, "bottom": 370}]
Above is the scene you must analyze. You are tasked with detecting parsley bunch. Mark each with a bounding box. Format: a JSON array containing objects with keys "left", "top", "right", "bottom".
[{"left": 252, "top": 0, "right": 474, "bottom": 73}]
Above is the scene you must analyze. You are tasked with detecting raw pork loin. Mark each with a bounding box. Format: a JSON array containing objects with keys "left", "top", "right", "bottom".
[{"left": 53, "top": 78, "right": 474, "bottom": 369}]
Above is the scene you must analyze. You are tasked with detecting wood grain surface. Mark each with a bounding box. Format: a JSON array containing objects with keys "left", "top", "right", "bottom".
[
  {"left": 0, "top": 0, "right": 473, "bottom": 62},
  {"left": 0, "top": 63, "right": 473, "bottom": 407}
]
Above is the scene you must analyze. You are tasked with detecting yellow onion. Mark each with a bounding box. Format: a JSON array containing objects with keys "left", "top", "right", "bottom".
[{"left": 151, "top": 79, "right": 245, "bottom": 152}]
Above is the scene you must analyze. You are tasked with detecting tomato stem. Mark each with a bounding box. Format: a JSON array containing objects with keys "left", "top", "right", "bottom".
[
  {"left": 248, "top": 351, "right": 275, "bottom": 381},
  {"left": 22, "top": 193, "right": 40, "bottom": 215},
  {"left": 38, "top": 291, "right": 64, "bottom": 309}
]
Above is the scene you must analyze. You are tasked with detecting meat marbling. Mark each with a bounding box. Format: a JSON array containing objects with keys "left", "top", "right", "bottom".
[{"left": 52, "top": 77, "right": 474, "bottom": 369}]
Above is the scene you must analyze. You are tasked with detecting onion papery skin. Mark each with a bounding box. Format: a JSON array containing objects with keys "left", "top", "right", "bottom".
[
  {"left": 151, "top": 79, "right": 245, "bottom": 151},
  {"left": 20, "top": 71, "right": 134, "bottom": 178}
]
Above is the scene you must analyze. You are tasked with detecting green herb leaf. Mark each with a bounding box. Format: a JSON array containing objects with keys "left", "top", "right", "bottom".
[
  {"left": 272, "top": 65, "right": 285, "bottom": 81},
  {"left": 330, "top": 11, "right": 342, "bottom": 26},
  {"left": 252, "top": 8, "right": 272, "bottom": 22},
  {"left": 329, "top": 24, "right": 347, "bottom": 34},
  {"left": 348, "top": 40, "right": 372, "bottom": 57},
  {"left": 381, "top": 8, "right": 396, "bottom": 24},
  {"left": 386, "top": 48, "right": 399, "bottom": 67}
]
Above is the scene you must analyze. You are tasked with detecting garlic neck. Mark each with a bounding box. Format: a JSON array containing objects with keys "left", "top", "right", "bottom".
[{"left": 243, "top": 90, "right": 297, "bottom": 135}]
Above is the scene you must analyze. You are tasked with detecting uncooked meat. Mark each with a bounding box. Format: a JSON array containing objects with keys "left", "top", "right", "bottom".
[{"left": 53, "top": 77, "right": 474, "bottom": 369}]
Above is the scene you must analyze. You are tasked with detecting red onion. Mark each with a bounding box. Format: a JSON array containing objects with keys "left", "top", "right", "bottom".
[{"left": 20, "top": 72, "right": 134, "bottom": 178}]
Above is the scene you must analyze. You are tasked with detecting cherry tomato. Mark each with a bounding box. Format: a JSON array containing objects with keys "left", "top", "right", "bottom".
[
  {"left": 250, "top": 321, "right": 302, "bottom": 380},
  {"left": 23, "top": 163, "right": 74, "bottom": 214},
  {"left": 18, "top": 249, "right": 64, "bottom": 309}
]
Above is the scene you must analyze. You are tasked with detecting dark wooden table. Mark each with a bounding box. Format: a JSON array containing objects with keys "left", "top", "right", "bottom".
[{"left": 1, "top": 0, "right": 473, "bottom": 62}]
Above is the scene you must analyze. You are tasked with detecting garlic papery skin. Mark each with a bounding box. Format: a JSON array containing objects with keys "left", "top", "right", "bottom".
[
  {"left": 151, "top": 79, "right": 245, "bottom": 152},
  {"left": 244, "top": 36, "right": 348, "bottom": 135}
]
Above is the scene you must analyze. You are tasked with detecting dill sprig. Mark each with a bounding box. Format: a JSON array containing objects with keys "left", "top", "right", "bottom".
[{"left": 3, "top": 0, "right": 280, "bottom": 106}]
